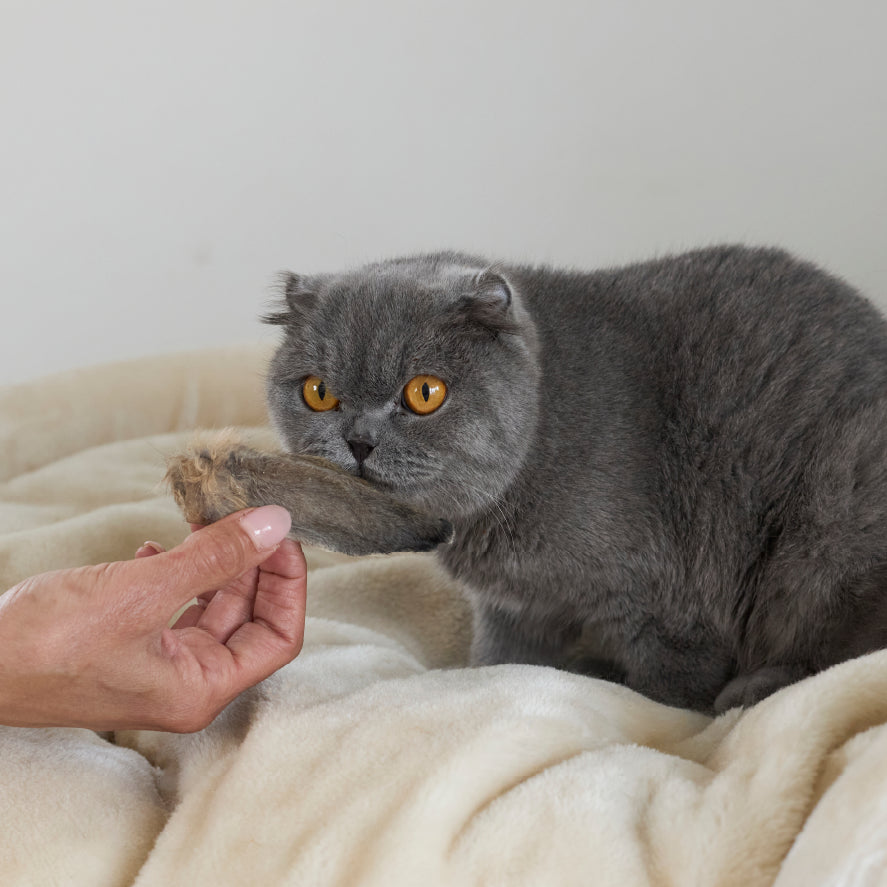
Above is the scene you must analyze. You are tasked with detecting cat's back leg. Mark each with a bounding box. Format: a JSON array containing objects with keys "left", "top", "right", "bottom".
[
  {"left": 722, "top": 400, "right": 887, "bottom": 710},
  {"left": 716, "top": 562, "right": 887, "bottom": 713}
]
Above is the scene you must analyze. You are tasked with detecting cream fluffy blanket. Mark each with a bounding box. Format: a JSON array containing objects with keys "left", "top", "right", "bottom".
[{"left": 1, "top": 346, "right": 886, "bottom": 887}]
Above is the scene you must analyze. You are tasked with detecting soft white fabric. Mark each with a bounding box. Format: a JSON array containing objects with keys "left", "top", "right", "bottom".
[{"left": 1, "top": 347, "right": 886, "bottom": 887}]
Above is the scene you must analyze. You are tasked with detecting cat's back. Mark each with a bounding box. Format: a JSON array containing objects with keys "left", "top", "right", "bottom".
[
  {"left": 495, "top": 246, "right": 887, "bottom": 598},
  {"left": 510, "top": 244, "right": 887, "bottom": 449}
]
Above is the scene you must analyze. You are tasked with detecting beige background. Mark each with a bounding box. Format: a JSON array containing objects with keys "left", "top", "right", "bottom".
[{"left": 2, "top": 0, "right": 885, "bottom": 385}]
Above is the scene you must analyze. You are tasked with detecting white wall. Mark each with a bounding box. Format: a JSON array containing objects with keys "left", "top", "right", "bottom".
[{"left": 1, "top": 0, "right": 885, "bottom": 386}]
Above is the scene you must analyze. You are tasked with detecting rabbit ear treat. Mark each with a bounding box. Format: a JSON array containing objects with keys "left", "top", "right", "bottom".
[{"left": 166, "top": 434, "right": 453, "bottom": 557}]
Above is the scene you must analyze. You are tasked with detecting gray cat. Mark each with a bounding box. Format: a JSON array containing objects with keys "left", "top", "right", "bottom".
[{"left": 260, "top": 245, "right": 887, "bottom": 714}]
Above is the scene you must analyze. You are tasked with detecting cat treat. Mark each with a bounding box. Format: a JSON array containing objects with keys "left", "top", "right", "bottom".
[{"left": 166, "top": 434, "right": 453, "bottom": 556}]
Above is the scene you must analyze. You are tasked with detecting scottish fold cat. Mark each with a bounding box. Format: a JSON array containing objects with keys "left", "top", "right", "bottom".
[{"left": 259, "top": 245, "right": 887, "bottom": 713}]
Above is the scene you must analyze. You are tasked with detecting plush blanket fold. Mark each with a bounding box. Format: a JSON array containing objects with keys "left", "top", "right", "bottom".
[{"left": 1, "top": 346, "right": 885, "bottom": 887}]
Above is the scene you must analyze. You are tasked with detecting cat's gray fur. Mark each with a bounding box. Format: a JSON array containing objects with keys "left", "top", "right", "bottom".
[{"left": 265, "top": 245, "right": 887, "bottom": 713}]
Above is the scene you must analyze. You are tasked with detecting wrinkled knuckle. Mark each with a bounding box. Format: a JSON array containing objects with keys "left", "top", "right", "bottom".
[{"left": 275, "top": 629, "right": 305, "bottom": 667}]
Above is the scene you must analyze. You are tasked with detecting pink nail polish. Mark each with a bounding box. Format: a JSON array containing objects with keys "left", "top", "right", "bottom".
[{"left": 239, "top": 505, "right": 292, "bottom": 550}]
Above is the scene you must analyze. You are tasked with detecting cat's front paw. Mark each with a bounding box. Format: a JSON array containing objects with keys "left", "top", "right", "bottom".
[
  {"left": 166, "top": 434, "right": 455, "bottom": 557},
  {"left": 165, "top": 435, "right": 253, "bottom": 526}
]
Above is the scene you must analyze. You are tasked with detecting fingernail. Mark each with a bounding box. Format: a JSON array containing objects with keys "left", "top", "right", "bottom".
[
  {"left": 136, "top": 541, "right": 164, "bottom": 557},
  {"left": 239, "top": 505, "right": 292, "bottom": 550}
]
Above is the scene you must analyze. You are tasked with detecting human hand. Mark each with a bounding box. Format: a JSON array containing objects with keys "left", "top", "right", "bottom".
[{"left": 0, "top": 505, "right": 306, "bottom": 732}]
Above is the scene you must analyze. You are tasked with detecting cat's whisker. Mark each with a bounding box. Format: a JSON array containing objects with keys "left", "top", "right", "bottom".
[
  {"left": 476, "top": 491, "right": 519, "bottom": 563},
  {"left": 439, "top": 478, "right": 519, "bottom": 563}
]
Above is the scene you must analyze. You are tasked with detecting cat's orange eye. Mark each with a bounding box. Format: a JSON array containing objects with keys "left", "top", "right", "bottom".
[
  {"left": 403, "top": 375, "right": 447, "bottom": 415},
  {"left": 302, "top": 376, "right": 340, "bottom": 412}
]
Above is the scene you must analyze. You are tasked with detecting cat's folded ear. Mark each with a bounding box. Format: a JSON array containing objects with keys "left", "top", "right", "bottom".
[
  {"left": 457, "top": 268, "right": 521, "bottom": 335},
  {"left": 263, "top": 272, "right": 320, "bottom": 326}
]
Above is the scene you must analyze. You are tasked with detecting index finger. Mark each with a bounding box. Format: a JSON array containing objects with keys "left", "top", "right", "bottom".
[{"left": 131, "top": 506, "right": 293, "bottom": 618}]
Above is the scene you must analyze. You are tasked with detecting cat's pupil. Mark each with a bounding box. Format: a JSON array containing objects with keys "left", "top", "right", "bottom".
[
  {"left": 318, "top": 381, "right": 326, "bottom": 401},
  {"left": 422, "top": 382, "right": 430, "bottom": 401}
]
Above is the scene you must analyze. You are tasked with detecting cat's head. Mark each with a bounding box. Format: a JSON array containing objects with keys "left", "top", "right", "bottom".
[{"left": 264, "top": 253, "right": 540, "bottom": 519}]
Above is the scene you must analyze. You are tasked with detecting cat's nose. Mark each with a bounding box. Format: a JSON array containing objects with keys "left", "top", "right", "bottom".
[{"left": 347, "top": 437, "right": 376, "bottom": 466}]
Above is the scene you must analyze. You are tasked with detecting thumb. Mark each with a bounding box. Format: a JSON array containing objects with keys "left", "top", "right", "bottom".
[{"left": 145, "top": 505, "right": 293, "bottom": 610}]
